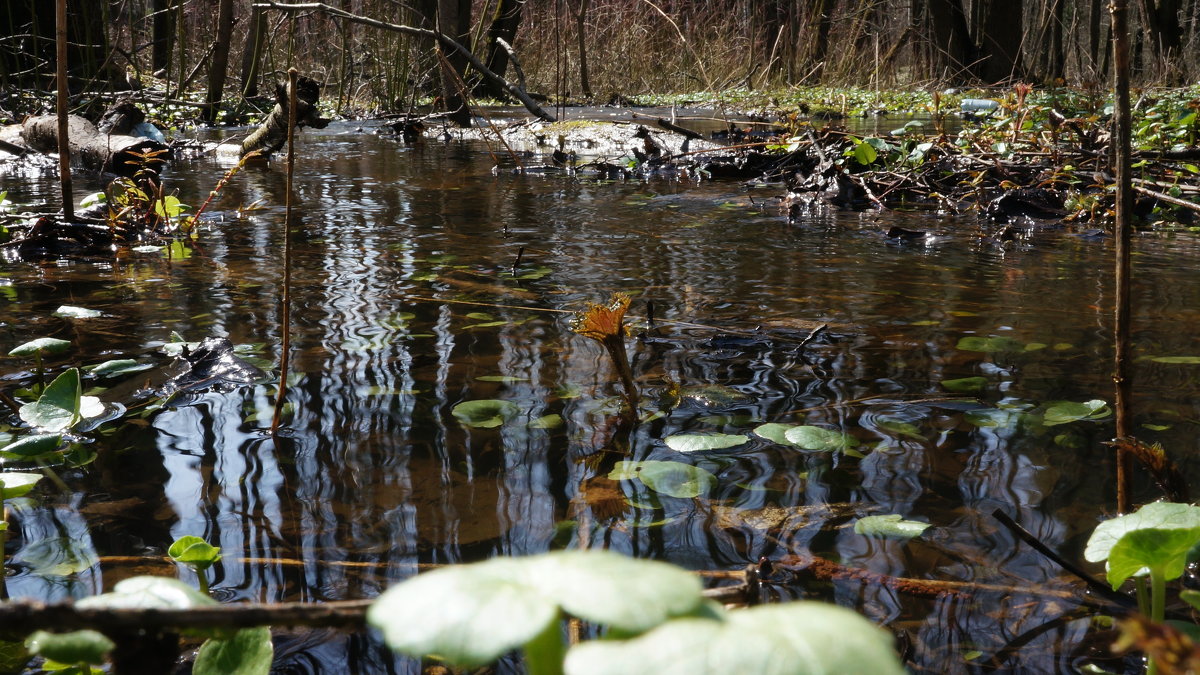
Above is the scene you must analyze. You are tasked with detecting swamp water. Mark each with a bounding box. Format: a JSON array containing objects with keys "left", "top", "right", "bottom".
[{"left": 3, "top": 120, "right": 1200, "bottom": 673}]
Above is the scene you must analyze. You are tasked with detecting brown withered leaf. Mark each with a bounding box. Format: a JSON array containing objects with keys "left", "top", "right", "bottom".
[{"left": 1114, "top": 614, "right": 1200, "bottom": 675}]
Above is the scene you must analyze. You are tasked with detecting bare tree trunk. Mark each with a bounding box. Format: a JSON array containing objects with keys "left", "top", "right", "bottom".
[
  {"left": 1111, "top": 0, "right": 1134, "bottom": 516},
  {"left": 925, "top": 0, "right": 972, "bottom": 81},
  {"left": 479, "top": 0, "right": 524, "bottom": 98},
  {"left": 976, "top": 0, "right": 1024, "bottom": 82},
  {"left": 151, "top": 0, "right": 175, "bottom": 73},
  {"left": 1089, "top": 0, "right": 1104, "bottom": 74},
  {"left": 240, "top": 7, "right": 268, "bottom": 97},
  {"left": 577, "top": 0, "right": 592, "bottom": 99},
  {"left": 203, "top": 0, "right": 236, "bottom": 122}
]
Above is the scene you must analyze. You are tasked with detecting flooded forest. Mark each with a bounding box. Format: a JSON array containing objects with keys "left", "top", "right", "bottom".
[{"left": 5, "top": 0, "right": 1200, "bottom": 673}]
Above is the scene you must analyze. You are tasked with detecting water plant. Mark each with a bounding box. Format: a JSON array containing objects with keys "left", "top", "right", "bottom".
[
  {"left": 572, "top": 293, "right": 639, "bottom": 424},
  {"left": 168, "top": 535, "right": 223, "bottom": 596}
]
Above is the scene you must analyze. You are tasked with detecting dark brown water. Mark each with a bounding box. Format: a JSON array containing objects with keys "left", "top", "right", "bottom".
[{"left": 3, "top": 120, "right": 1200, "bottom": 673}]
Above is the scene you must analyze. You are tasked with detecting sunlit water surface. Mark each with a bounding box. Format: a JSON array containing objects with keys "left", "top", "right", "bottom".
[{"left": 4, "top": 119, "right": 1200, "bottom": 674}]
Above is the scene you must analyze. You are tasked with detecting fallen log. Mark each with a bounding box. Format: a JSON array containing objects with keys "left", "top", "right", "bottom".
[
  {"left": 18, "top": 106, "right": 168, "bottom": 177},
  {"left": 238, "top": 74, "right": 329, "bottom": 158}
]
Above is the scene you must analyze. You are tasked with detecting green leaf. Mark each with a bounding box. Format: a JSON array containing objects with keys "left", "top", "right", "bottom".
[
  {"left": 84, "top": 359, "right": 153, "bottom": 378},
  {"left": 1107, "top": 527, "right": 1200, "bottom": 589},
  {"left": 0, "top": 433, "right": 62, "bottom": 458},
  {"left": 563, "top": 602, "right": 905, "bottom": 675},
  {"left": 609, "top": 460, "right": 717, "bottom": 498},
  {"left": 783, "top": 426, "right": 859, "bottom": 452},
  {"left": 955, "top": 336, "right": 1023, "bottom": 353},
  {"left": 53, "top": 306, "right": 102, "bottom": 319},
  {"left": 25, "top": 630, "right": 113, "bottom": 666},
  {"left": 940, "top": 376, "right": 988, "bottom": 393},
  {"left": 752, "top": 423, "right": 801, "bottom": 446},
  {"left": 1085, "top": 502, "right": 1200, "bottom": 563},
  {"left": 475, "top": 375, "right": 527, "bottom": 382},
  {"left": 875, "top": 419, "right": 924, "bottom": 439},
  {"left": 19, "top": 368, "right": 82, "bottom": 431},
  {"left": 853, "top": 141, "right": 877, "bottom": 165},
  {"left": 8, "top": 337, "right": 71, "bottom": 357},
  {"left": 1149, "top": 356, "right": 1200, "bottom": 364},
  {"left": 528, "top": 414, "right": 564, "bottom": 429},
  {"left": 451, "top": 399, "right": 520, "bottom": 428},
  {"left": 1180, "top": 589, "right": 1200, "bottom": 612},
  {"left": 854, "top": 514, "right": 931, "bottom": 540},
  {"left": 663, "top": 433, "right": 748, "bottom": 453},
  {"left": 1042, "top": 399, "right": 1111, "bottom": 426},
  {"left": 0, "top": 472, "right": 43, "bottom": 499},
  {"left": 169, "top": 536, "right": 223, "bottom": 571},
  {"left": 77, "top": 576, "right": 218, "bottom": 610},
  {"left": 194, "top": 627, "right": 274, "bottom": 675},
  {"left": 368, "top": 551, "right": 704, "bottom": 668}
]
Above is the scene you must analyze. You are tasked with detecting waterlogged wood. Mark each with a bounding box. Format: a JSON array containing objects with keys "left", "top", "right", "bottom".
[{"left": 20, "top": 115, "right": 167, "bottom": 176}]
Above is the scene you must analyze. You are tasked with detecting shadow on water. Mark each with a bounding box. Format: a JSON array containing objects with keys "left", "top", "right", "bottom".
[{"left": 5, "top": 119, "right": 1200, "bottom": 673}]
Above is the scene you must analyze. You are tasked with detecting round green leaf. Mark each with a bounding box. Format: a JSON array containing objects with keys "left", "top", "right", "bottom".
[
  {"left": 854, "top": 514, "right": 931, "bottom": 540},
  {"left": 955, "top": 336, "right": 1023, "bottom": 353},
  {"left": 608, "top": 460, "right": 717, "bottom": 498},
  {"left": 194, "top": 627, "right": 274, "bottom": 675},
  {"left": 0, "top": 472, "right": 43, "bottom": 499},
  {"left": 169, "top": 536, "right": 223, "bottom": 571},
  {"left": 528, "top": 414, "right": 564, "bottom": 429},
  {"left": 1085, "top": 502, "right": 1200, "bottom": 563},
  {"left": 1042, "top": 399, "right": 1111, "bottom": 426},
  {"left": 1149, "top": 356, "right": 1200, "bottom": 364},
  {"left": 368, "top": 551, "right": 704, "bottom": 668},
  {"left": 940, "top": 376, "right": 988, "bottom": 393},
  {"left": 53, "top": 306, "right": 103, "bottom": 319},
  {"left": 0, "top": 433, "right": 63, "bottom": 458},
  {"left": 25, "top": 630, "right": 113, "bottom": 666},
  {"left": 783, "top": 426, "right": 859, "bottom": 452},
  {"left": 752, "top": 423, "right": 800, "bottom": 446},
  {"left": 8, "top": 337, "right": 71, "bottom": 357},
  {"left": 77, "top": 576, "right": 218, "bottom": 610},
  {"left": 84, "top": 359, "right": 153, "bottom": 378},
  {"left": 1106, "top": 526, "right": 1200, "bottom": 589},
  {"left": 451, "top": 399, "right": 520, "bottom": 428},
  {"left": 663, "top": 433, "right": 748, "bottom": 453},
  {"left": 564, "top": 602, "right": 905, "bottom": 675}
]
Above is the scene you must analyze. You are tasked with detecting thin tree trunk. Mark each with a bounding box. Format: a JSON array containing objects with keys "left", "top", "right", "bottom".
[
  {"left": 1111, "top": 0, "right": 1134, "bottom": 514},
  {"left": 55, "top": 0, "right": 72, "bottom": 221},
  {"left": 240, "top": 7, "right": 268, "bottom": 97},
  {"left": 151, "top": 0, "right": 175, "bottom": 73},
  {"left": 203, "top": 0, "right": 236, "bottom": 122},
  {"left": 577, "top": 0, "right": 591, "bottom": 99},
  {"left": 480, "top": 0, "right": 524, "bottom": 98},
  {"left": 1089, "top": 0, "right": 1104, "bottom": 74}
]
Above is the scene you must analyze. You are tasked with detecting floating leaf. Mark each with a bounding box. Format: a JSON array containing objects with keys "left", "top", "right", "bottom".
[
  {"left": 663, "top": 433, "right": 748, "bottom": 453},
  {"left": 169, "top": 536, "right": 222, "bottom": 571},
  {"left": 84, "top": 359, "right": 153, "bottom": 377},
  {"left": 564, "top": 602, "right": 905, "bottom": 675},
  {"left": 464, "top": 312, "right": 495, "bottom": 321},
  {"left": 77, "top": 576, "right": 217, "bottom": 610},
  {"left": 875, "top": 419, "right": 924, "bottom": 439},
  {"left": 1149, "top": 356, "right": 1200, "bottom": 364},
  {"left": 1085, "top": 501, "right": 1200, "bottom": 570},
  {"left": 955, "top": 336, "right": 1023, "bottom": 353},
  {"left": 854, "top": 514, "right": 931, "bottom": 539},
  {"left": 476, "top": 375, "right": 527, "bottom": 383},
  {"left": 368, "top": 551, "right": 704, "bottom": 668},
  {"left": 0, "top": 433, "right": 62, "bottom": 459},
  {"left": 451, "top": 399, "right": 519, "bottom": 428},
  {"left": 752, "top": 423, "right": 800, "bottom": 446},
  {"left": 19, "top": 368, "right": 81, "bottom": 432},
  {"left": 528, "top": 414, "right": 563, "bottom": 429},
  {"left": 609, "top": 460, "right": 717, "bottom": 499},
  {"left": 53, "top": 306, "right": 102, "bottom": 319},
  {"left": 8, "top": 337, "right": 71, "bottom": 357},
  {"left": 1042, "top": 399, "right": 1111, "bottom": 426},
  {"left": 941, "top": 376, "right": 988, "bottom": 393},
  {"left": 25, "top": 630, "right": 113, "bottom": 666},
  {"left": 678, "top": 384, "right": 752, "bottom": 407},
  {"left": 194, "top": 627, "right": 274, "bottom": 675},
  {"left": 0, "top": 472, "right": 43, "bottom": 499},
  {"left": 783, "top": 426, "right": 859, "bottom": 452}
]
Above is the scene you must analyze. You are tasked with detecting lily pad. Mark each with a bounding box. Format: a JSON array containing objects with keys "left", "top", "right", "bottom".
[
  {"left": 84, "top": 359, "right": 154, "bottom": 378},
  {"left": 8, "top": 337, "right": 71, "bottom": 357},
  {"left": 367, "top": 551, "right": 704, "bottom": 668},
  {"left": 0, "top": 472, "right": 43, "bottom": 499},
  {"left": 1042, "top": 399, "right": 1111, "bottom": 426},
  {"left": 609, "top": 460, "right": 717, "bottom": 498},
  {"left": 53, "top": 306, "right": 103, "bottom": 319},
  {"left": 874, "top": 419, "right": 924, "bottom": 439},
  {"left": 956, "top": 336, "right": 1023, "bottom": 353},
  {"left": 25, "top": 630, "right": 113, "bottom": 666},
  {"left": 940, "top": 376, "right": 988, "bottom": 393},
  {"left": 564, "top": 602, "right": 905, "bottom": 675},
  {"left": 194, "top": 627, "right": 274, "bottom": 675},
  {"left": 451, "top": 399, "right": 520, "bottom": 428},
  {"left": 1149, "top": 356, "right": 1200, "bottom": 364},
  {"left": 854, "top": 514, "right": 931, "bottom": 540},
  {"left": 528, "top": 414, "right": 564, "bottom": 429},
  {"left": 663, "top": 433, "right": 748, "bottom": 453},
  {"left": 752, "top": 423, "right": 800, "bottom": 446},
  {"left": 783, "top": 426, "right": 859, "bottom": 452}
]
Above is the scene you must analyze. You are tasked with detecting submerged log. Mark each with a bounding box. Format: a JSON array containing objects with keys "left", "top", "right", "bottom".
[
  {"left": 238, "top": 75, "right": 330, "bottom": 158},
  {"left": 18, "top": 107, "right": 168, "bottom": 177}
]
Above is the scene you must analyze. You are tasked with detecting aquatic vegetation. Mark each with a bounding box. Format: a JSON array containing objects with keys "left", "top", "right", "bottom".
[
  {"left": 25, "top": 629, "right": 111, "bottom": 674},
  {"left": 168, "top": 535, "right": 223, "bottom": 596},
  {"left": 572, "top": 293, "right": 639, "bottom": 424}
]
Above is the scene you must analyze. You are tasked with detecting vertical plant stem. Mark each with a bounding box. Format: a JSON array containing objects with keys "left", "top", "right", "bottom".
[
  {"left": 1148, "top": 569, "right": 1166, "bottom": 675},
  {"left": 272, "top": 68, "right": 298, "bottom": 434},
  {"left": 0, "top": 504, "right": 9, "bottom": 601},
  {"left": 523, "top": 612, "right": 566, "bottom": 675},
  {"left": 197, "top": 569, "right": 211, "bottom": 596},
  {"left": 35, "top": 457, "right": 70, "bottom": 494},
  {"left": 1111, "top": 0, "right": 1134, "bottom": 514},
  {"left": 54, "top": 0, "right": 73, "bottom": 222}
]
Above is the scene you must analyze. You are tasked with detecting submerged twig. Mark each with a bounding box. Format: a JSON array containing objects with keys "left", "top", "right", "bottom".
[{"left": 271, "top": 68, "right": 298, "bottom": 434}]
